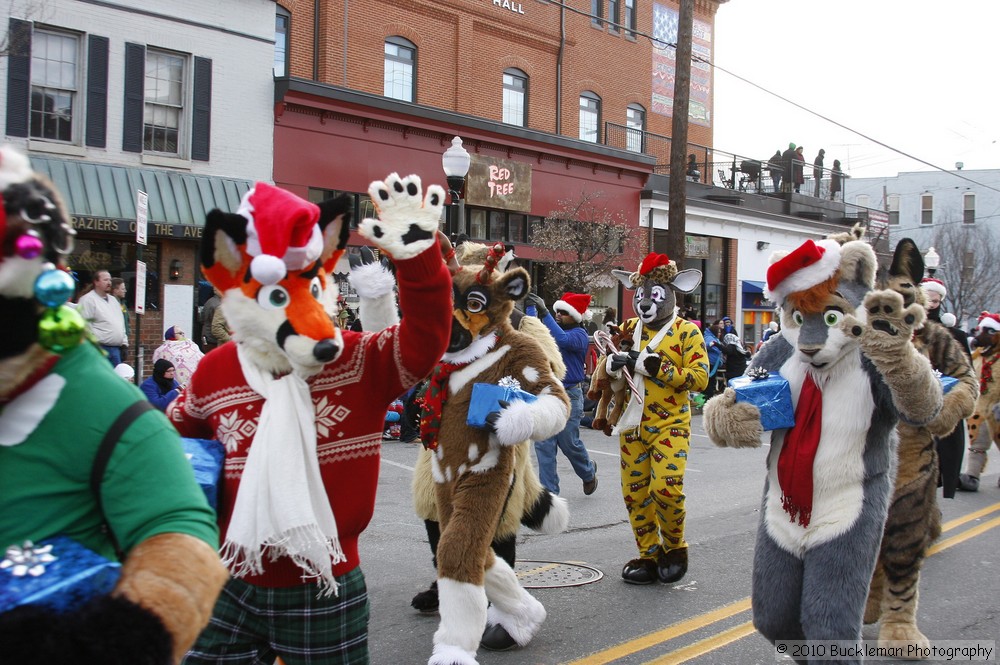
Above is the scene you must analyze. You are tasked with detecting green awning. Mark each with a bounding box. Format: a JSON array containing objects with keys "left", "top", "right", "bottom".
[{"left": 29, "top": 155, "right": 253, "bottom": 226}]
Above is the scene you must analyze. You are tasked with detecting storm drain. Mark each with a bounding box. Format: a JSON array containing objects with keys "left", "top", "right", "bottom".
[{"left": 515, "top": 560, "right": 604, "bottom": 589}]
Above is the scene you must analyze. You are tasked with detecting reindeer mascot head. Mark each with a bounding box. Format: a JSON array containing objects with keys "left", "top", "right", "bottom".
[{"left": 0, "top": 145, "right": 227, "bottom": 664}]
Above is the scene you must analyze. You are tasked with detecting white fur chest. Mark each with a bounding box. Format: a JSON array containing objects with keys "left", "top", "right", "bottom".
[{"left": 764, "top": 352, "right": 874, "bottom": 556}]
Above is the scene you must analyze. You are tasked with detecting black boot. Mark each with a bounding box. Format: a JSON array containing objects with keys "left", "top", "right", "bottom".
[
  {"left": 657, "top": 548, "right": 688, "bottom": 584},
  {"left": 410, "top": 580, "right": 439, "bottom": 613},
  {"left": 621, "top": 558, "right": 657, "bottom": 585},
  {"left": 480, "top": 623, "right": 518, "bottom": 651}
]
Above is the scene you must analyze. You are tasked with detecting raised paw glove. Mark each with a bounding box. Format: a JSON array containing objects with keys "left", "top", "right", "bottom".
[
  {"left": 610, "top": 350, "right": 639, "bottom": 374},
  {"left": 525, "top": 293, "right": 548, "bottom": 318}
]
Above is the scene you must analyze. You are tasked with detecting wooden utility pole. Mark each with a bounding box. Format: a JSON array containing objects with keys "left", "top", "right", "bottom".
[{"left": 666, "top": 0, "right": 694, "bottom": 261}]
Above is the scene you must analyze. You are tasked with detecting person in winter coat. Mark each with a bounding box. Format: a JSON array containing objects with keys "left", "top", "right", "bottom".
[
  {"left": 140, "top": 359, "right": 181, "bottom": 411},
  {"left": 702, "top": 321, "right": 724, "bottom": 399},
  {"left": 722, "top": 332, "right": 750, "bottom": 380}
]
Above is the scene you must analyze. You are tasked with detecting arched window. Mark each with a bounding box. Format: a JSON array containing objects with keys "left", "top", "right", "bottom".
[
  {"left": 384, "top": 37, "right": 416, "bottom": 102},
  {"left": 626, "top": 103, "right": 645, "bottom": 153},
  {"left": 502, "top": 68, "right": 527, "bottom": 127},
  {"left": 579, "top": 91, "right": 601, "bottom": 143}
]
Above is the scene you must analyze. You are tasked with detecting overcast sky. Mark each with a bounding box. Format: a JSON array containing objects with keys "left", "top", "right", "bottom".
[{"left": 711, "top": 0, "right": 1000, "bottom": 179}]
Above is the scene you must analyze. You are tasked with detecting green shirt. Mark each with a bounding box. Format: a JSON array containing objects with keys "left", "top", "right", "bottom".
[{"left": 0, "top": 342, "right": 218, "bottom": 560}]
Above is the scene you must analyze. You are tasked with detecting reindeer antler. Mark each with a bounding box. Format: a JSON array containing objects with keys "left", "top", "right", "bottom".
[{"left": 476, "top": 242, "right": 507, "bottom": 284}]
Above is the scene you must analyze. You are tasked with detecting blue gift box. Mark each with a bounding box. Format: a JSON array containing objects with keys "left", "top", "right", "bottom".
[
  {"left": 0, "top": 536, "right": 121, "bottom": 614},
  {"left": 728, "top": 373, "right": 795, "bottom": 431},
  {"left": 467, "top": 383, "right": 537, "bottom": 428},
  {"left": 180, "top": 438, "right": 225, "bottom": 510},
  {"left": 939, "top": 375, "right": 958, "bottom": 394}
]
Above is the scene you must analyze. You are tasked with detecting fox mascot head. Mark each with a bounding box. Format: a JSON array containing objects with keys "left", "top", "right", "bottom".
[{"left": 200, "top": 183, "right": 351, "bottom": 377}]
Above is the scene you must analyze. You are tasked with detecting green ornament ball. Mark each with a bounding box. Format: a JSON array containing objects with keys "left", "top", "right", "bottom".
[{"left": 38, "top": 305, "right": 86, "bottom": 352}]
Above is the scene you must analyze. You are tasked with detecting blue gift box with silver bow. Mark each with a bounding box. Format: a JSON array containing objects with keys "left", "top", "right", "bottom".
[
  {"left": 0, "top": 536, "right": 121, "bottom": 613},
  {"left": 467, "top": 378, "right": 537, "bottom": 428},
  {"left": 180, "top": 438, "right": 225, "bottom": 510},
  {"left": 728, "top": 369, "right": 795, "bottom": 431}
]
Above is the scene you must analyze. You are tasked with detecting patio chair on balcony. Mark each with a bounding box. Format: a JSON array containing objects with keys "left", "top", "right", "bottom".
[{"left": 717, "top": 169, "right": 734, "bottom": 189}]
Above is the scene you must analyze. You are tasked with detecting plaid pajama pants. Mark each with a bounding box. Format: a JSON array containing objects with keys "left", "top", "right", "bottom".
[{"left": 183, "top": 569, "right": 370, "bottom": 665}]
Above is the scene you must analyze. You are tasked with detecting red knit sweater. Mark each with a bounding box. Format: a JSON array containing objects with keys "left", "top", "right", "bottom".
[{"left": 167, "top": 248, "right": 451, "bottom": 586}]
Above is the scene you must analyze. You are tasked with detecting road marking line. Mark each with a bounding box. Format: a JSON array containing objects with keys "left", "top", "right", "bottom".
[
  {"left": 939, "top": 500, "right": 1000, "bottom": 532},
  {"left": 584, "top": 502, "right": 1000, "bottom": 664},
  {"left": 562, "top": 598, "right": 751, "bottom": 665},
  {"left": 379, "top": 458, "right": 414, "bottom": 472},
  {"left": 642, "top": 621, "right": 757, "bottom": 665},
  {"left": 927, "top": 514, "right": 1000, "bottom": 556}
]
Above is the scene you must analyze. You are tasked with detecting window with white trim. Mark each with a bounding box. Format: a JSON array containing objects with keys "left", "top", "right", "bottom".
[
  {"left": 384, "top": 37, "right": 415, "bottom": 102},
  {"left": 30, "top": 29, "right": 79, "bottom": 143},
  {"left": 579, "top": 91, "right": 601, "bottom": 143},
  {"left": 144, "top": 49, "right": 185, "bottom": 154},
  {"left": 626, "top": 103, "right": 645, "bottom": 153},
  {"left": 964, "top": 192, "right": 975, "bottom": 224},
  {"left": 887, "top": 194, "right": 900, "bottom": 225},
  {"left": 274, "top": 7, "right": 290, "bottom": 77},
  {"left": 502, "top": 68, "right": 527, "bottom": 127},
  {"left": 921, "top": 194, "right": 933, "bottom": 225}
]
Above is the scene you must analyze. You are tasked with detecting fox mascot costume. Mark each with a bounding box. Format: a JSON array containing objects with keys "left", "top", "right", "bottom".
[
  {"left": 167, "top": 174, "right": 452, "bottom": 662},
  {"left": 0, "top": 144, "right": 228, "bottom": 664},
  {"left": 704, "top": 234, "right": 942, "bottom": 663}
]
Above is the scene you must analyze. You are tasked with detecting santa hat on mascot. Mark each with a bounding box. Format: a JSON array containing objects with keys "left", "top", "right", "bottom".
[
  {"left": 764, "top": 238, "right": 842, "bottom": 304},
  {"left": 977, "top": 311, "right": 1000, "bottom": 333},
  {"left": 553, "top": 292, "right": 592, "bottom": 323},
  {"left": 238, "top": 183, "right": 324, "bottom": 286}
]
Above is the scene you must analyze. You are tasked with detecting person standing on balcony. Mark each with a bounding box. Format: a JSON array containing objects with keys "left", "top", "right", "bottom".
[
  {"left": 812, "top": 148, "right": 825, "bottom": 197},
  {"left": 780, "top": 143, "right": 796, "bottom": 193},
  {"left": 768, "top": 150, "right": 783, "bottom": 192},
  {"left": 830, "top": 159, "right": 844, "bottom": 200},
  {"left": 793, "top": 146, "right": 806, "bottom": 193}
]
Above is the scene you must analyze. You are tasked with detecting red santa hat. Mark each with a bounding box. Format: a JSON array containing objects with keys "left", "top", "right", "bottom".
[
  {"left": 765, "top": 238, "right": 842, "bottom": 303},
  {"left": 237, "top": 182, "right": 324, "bottom": 285},
  {"left": 977, "top": 311, "right": 1000, "bottom": 332},
  {"left": 920, "top": 277, "right": 946, "bottom": 298},
  {"left": 553, "top": 292, "right": 592, "bottom": 322}
]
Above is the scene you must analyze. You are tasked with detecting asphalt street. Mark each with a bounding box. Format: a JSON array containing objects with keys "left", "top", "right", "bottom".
[{"left": 361, "top": 415, "right": 1000, "bottom": 665}]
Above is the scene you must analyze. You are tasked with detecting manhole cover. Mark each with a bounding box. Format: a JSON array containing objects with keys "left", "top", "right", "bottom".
[{"left": 515, "top": 560, "right": 604, "bottom": 588}]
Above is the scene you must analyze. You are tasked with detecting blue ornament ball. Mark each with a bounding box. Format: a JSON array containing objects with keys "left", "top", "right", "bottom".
[{"left": 35, "top": 269, "right": 76, "bottom": 308}]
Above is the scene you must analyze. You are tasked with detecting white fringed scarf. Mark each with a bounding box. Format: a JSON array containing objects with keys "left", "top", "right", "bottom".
[
  {"left": 220, "top": 345, "right": 345, "bottom": 596},
  {"left": 614, "top": 314, "right": 674, "bottom": 435}
]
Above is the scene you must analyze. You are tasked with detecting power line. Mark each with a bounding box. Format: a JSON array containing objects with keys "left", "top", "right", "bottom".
[{"left": 536, "top": 0, "right": 1000, "bottom": 194}]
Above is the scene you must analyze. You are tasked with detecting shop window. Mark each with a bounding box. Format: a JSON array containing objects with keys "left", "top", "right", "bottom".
[
  {"left": 508, "top": 214, "right": 526, "bottom": 243},
  {"left": 468, "top": 208, "right": 486, "bottom": 240},
  {"left": 488, "top": 210, "right": 505, "bottom": 240},
  {"left": 308, "top": 187, "right": 362, "bottom": 229},
  {"left": 69, "top": 239, "right": 161, "bottom": 310},
  {"left": 384, "top": 36, "right": 415, "bottom": 102}
]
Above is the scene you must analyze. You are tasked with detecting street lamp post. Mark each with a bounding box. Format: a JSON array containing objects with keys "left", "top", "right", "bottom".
[
  {"left": 441, "top": 136, "right": 471, "bottom": 239},
  {"left": 924, "top": 246, "right": 940, "bottom": 277}
]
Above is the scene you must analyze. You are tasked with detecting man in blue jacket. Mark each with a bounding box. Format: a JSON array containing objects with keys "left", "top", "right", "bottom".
[{"left": 525, "top": 292, "right": 599, "bottom": 495}]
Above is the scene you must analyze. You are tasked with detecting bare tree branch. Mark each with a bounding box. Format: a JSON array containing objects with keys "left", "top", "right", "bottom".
[
  {"left": 530, "top": 190, "right": 642, "bottom": 298},
  {"left": 932, "top": 224, "right": 1000, "bottom": 324}
]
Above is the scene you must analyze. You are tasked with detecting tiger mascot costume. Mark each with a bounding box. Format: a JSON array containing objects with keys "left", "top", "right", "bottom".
[
  {"left": 704, "top": 234, "right": 942, "bottom": 662},
  {"left": 863, "top": 238, "right": 977, "bottom": 651},
  {"left": 167, "top": 174, "right": 453, "bottom": 662}
]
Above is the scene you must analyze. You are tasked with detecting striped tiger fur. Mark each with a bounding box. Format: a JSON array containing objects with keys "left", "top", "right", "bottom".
[{"left": 864, "top": 239, "right": 978, "bottom": 650}]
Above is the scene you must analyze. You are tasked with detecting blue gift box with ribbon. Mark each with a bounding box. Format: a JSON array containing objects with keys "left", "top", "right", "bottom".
[
  {"left": 180, "top": 438, "right": 225, "bottom": 510},
  {"left": 467, "top": 380, "right": 537, "bottom": 428},
  {"left": 729, "top": 370, "right": 795, "bottom": 431},
  {"left": 939, "top": 374, "right": 958, "bottom": 394},
  {"left": 0, "top": 536, "right": 121, "bottom": 614}
]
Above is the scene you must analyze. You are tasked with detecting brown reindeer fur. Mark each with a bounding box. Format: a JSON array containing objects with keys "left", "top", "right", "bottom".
[{"left": 587, "top": 326, "right": 633, "bottom": 436}]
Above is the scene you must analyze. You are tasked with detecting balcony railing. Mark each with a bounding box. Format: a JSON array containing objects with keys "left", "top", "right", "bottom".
[{"left": 605, "top": 122, "right": 846, "bottom": 200}]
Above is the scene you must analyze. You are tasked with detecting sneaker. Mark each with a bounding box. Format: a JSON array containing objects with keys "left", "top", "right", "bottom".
[
  {"left": 958, "top": 474, "right": 980, "bottom": 492},
  {"left": 583, "top": 461, "right": 598, "bottom": 495}
]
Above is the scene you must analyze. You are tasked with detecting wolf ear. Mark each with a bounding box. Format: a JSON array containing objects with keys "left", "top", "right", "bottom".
[
  {"left": 670, "top": 269, "right": 703, "bottom": 294},
  {"left": 888, "top": 237, "right": 925, "bottom": 286},
  {"left": 612, "top": 269, "right": 635, "bottom": 290},
  {"left": 201, "top": 209, "right": 249, "bottom": 291},
  {"left": 318, "top": 194, "right": 352, "bottom": 273}
]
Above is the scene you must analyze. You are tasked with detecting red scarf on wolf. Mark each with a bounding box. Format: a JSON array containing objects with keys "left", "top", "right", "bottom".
[{"left": 778, "top": 373, "right": 823, "bottom": 527}]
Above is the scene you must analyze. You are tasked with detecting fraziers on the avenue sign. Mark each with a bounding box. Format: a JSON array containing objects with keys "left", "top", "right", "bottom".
[{"left": 491, "top": 0, "right": 524, "bottom": 15}]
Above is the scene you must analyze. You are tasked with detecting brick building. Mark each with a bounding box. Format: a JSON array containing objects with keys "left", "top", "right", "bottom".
[{"left": 273, "top": 0, "right": 727, "bottom": 318}]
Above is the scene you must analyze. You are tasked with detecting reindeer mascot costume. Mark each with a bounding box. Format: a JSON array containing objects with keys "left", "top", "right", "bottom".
[
  {"left": 0, "top": 145, "right": 227, "bottom": 664},
  {"left": 703, "top": 235, "right": 942, "bottom": 661},
  {"left": 167, "top": 174, "right": 452, "bottom": 662},
  {"left": 606, "top": 252, "right": 709, "bottom": 585},
  {"left": 413, "top": 242, "right": 571, "bottom": 665}
]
